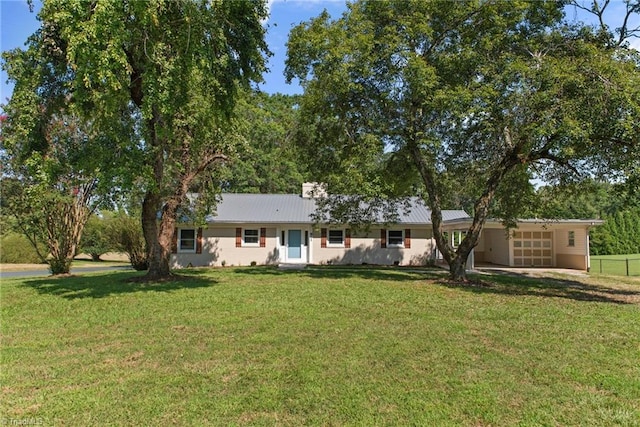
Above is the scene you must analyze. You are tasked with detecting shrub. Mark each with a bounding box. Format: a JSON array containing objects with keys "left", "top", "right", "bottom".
[
  {"left": 79, "top": 214, "right": 115, "bottom": 261},
  {"left": 0, "top": 233, "right": 46, "bottom": 264},
  {"left": 106, "top": 213, "right": 148, "bottom": 271},
  {"left": 48, "top": 258, "right": 72, "bottom": 275}
]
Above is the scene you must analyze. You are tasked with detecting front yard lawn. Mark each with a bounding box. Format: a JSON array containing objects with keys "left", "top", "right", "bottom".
[{"left": 2, "top": 267, "right": 639, "bottom": 425}]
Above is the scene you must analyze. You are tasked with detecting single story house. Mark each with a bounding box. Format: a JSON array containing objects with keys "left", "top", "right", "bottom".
[{"left": 171, "top": 183, "right": 602, "bottom": 271}]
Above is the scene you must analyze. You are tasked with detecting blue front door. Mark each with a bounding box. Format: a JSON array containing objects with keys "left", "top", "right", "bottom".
[{"left": 288, "top": 230, "right": 302, "bottom": 259}]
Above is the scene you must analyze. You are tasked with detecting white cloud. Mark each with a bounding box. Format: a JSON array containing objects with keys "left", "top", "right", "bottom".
[{"left": 262, "top": 0, "right": 275, "bottom": 25}]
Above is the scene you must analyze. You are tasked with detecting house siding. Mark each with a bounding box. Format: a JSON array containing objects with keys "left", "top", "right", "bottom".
[
  {"left": 172, "top": 226, "right": 279, "bottom": 268},
  {"left": 478, "top": 228, "right": 510, "bottom": 266},
  {"left": 172, "top": 225, "right": 438, "bottom": 268},
  {"left": 311, "top": 227, "right": 436, "bottom": 266},
  {"left": 554, "top": 228, "right": 588, "bottom": 270},
  {"left": 171, "top": 218, "right": 598, "bottom": 271}
]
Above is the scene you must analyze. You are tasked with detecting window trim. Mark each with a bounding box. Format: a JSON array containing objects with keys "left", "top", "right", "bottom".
[
  {"left": 178, "top": 228, "right": 197, "bottom": 253},
  {"left": 387, "top": 229, "right": 405, "bottom": 248},
  {"left": 327, "top": 229, "right": 345, "bottom": 247},
  {"left": 568, "top": 230, "right": 575, "bottom": 247},
  {"left": 243, "top": 228, "right": 261, "bottom": 247}
]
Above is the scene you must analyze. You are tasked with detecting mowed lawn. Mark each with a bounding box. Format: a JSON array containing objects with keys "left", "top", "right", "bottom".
[{"left": 2, "top": 267, "right": 639, "bottom": 426}]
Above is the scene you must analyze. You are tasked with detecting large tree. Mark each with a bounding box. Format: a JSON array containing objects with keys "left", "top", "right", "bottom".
[
  {"left": 220, "top": 91, "right": 308, "bottom": 194},
  {"left": 286, "top": 0, "right": 640, "bottom": 280},
  {"left": 2, "top": 10, "right": 134, "bottom": 275},
  {"left": 4, "top": 1, "right": 269, "bottom": 280}
]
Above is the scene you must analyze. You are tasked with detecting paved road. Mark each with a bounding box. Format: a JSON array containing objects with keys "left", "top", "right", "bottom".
[{"left": 0, "top": 265, "right": 133, "bottom": 279}]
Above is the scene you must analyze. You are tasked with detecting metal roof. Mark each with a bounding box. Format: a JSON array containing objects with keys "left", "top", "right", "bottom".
[
  {"left": 442, "top": 217, "right": 604, "bottom": 227},
  {"left": 206, "top": 193, "right": 468, "bottom": 225}
]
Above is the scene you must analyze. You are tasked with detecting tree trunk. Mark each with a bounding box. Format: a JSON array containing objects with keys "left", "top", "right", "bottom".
[
  {"left": 142, "top": 190, "right": 183, "bottom": 280},
  {"left": 449, "top": 255, "right": 468, "bottom": 281},
  {"left": 141, "top": 105, "right": 174, "bottom": 280},
  {"left": 45, "top": 190, "right": 93, "bottom": 275},
  {"left": 411, "top": 129, "right": 523, "bottom": 282},
  {"left": 142, "top": 191, "right": 170, "bottom": 279}
]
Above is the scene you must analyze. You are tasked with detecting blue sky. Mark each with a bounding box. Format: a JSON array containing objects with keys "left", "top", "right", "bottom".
[{"left": 1, "top": 0, "right": 638, "bottom": 105}]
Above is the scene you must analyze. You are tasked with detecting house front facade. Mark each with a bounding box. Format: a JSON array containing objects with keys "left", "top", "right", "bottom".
[{"left": 171, "top": 184, "right": 602, "bottom": 271}]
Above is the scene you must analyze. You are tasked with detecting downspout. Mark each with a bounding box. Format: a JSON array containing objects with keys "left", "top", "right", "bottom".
[{"left": 586, "top": 224, "right": 592, "bottom": 272}]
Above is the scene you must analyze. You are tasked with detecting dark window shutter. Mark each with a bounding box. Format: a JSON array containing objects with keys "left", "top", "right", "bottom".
[
  {"left": 172, "top": 229, "right": 178, "bottom": 253},
  {"left": 196, "top": 228, "right": 203, "bottom": 254},
  {"left": 380, "top": 228, "right": 387, "bottom": 248},
  {"left": 260, "top": 228, "right": 266, "bottom": 248},
  {"left": 345, "top": 229, "right": 351, "bottom": 248},
  {"left": 405, "top": 229, "right": 411, "bottom": 249},
  {"left": 236, "top": 228, "right": 242, "bottom": 247},
  {"left": 321, "top": 228, "right": 327, "bottom": 248}
]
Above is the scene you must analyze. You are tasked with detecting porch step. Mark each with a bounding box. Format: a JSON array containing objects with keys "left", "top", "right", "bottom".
[{"left": 278, "top": 263, "right": 307, "bottom": 270}]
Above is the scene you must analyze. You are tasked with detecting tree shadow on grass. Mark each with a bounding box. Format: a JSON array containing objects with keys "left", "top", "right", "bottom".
[
  {"left": 233, "top": 265, "right": 446, "bottom": 282},
  {"left": 436, "top": 270, "right": 640, "bottom": 305},
  {"left": 21, "top": 270, "right": 218, "bottom": 300}
]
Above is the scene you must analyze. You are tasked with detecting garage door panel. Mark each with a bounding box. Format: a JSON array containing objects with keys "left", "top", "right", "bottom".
[{"left": 513, "top": 232, "right": 553, "bottom": 267}]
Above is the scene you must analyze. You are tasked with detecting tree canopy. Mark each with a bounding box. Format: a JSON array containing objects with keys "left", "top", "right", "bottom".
[
  {"left": 3, "top": 0, "right": 270, "bottom": 279},
  {"left": 220, "top": 91, "right": 309, "bottom": 194},
  {"left": 286, "top": 0, "right": 640, "bottom": 279}
]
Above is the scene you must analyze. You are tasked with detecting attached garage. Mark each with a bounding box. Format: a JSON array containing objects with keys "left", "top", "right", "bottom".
[{"left": 444, "top": 218, "right": 603, "bottom": 271}]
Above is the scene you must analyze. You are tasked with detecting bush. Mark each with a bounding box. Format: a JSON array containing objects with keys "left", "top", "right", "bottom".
[
  {"left": 79, "top": 214, "right": 115, "bottom": 261},
  {"left": 48, "top": 257, "right": 72, "bottom": 275},
  {"left": 106, "top": 213, "right": 148, "bottom": 271},
  {"left": 0, "top": 233, "right": 46, "bottom": 264}
]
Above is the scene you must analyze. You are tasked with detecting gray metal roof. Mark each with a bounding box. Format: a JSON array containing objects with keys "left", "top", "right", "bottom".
[
  {"left": 206, "top": 193, "right": 468, "bottom": 225},
  {"left": 442, "top": 217, "right": 604, "bottom": 227}
]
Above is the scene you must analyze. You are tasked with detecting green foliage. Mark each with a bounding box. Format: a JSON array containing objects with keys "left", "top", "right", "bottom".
[
  {"left": 221, "top": 91, "right": 309, "bottom": 193},
  {"left": 79, "top": 213, "right": 116, "bottom": 261},
  {"left": 534, "top": 181, "right": 621, "bottom": 220},
  {"left": 285, "top": 0, "right": 640, "bottom": 279},
  {"left": 106, "top": 212, "right": 148, "bottom": 271},
  {"left": 591, "top": 208, "right": 640, "bottom": 255},
  {"left": 0, "top": 233, "right": 46, "bottom": 264},
  {"left": 3, "top": 1, "right": 270, "bottom": 279},
  {"left": 48, "top": 257, "right": 72, "bottom": 275},
  {"left": 2, "top": 17, "right": 136, "bottom": 274}
]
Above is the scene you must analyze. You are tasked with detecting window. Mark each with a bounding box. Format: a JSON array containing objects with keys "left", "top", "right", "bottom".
[
  {"left": 179, "top": 229, "right": 196, "bottom": 253},
  {"left": 244, "top": 229, "right": 260, "bottom": 245},
  {"left": 387, "top": 230, "right": 404, "bottom": 247},
  {"left": 321, "top": 228, "right": 351, "bottom": 249},
  {"left": 568, "top": 230, "right": 575, "bottom": 247},
  {"left": 328, "top": 230, "right": 344, "bottom": 246},
  {"left": 451, "top": 231, "right": 464, "bottom": 247}
]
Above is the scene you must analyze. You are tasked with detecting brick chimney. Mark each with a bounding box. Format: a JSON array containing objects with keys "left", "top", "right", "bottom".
[{"left": 302, "top": 182, "right": 327, "bottom": 198}]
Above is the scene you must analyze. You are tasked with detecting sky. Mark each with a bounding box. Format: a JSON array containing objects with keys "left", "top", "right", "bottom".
[{"left": 1, "top": 0, "right": 638, "bottom": 105}]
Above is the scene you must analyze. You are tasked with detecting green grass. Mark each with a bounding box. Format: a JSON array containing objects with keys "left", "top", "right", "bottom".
[
  {"left": 2, "top": 267, "right": 639, "bottom": 426},
  {"left": 591, "top": 254, "right": 640, "bottom": 276}
]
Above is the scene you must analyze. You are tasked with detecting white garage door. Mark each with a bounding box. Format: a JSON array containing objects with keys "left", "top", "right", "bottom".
[{"left": 513, "top": 231, "right": 553, "bottom": 267}]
